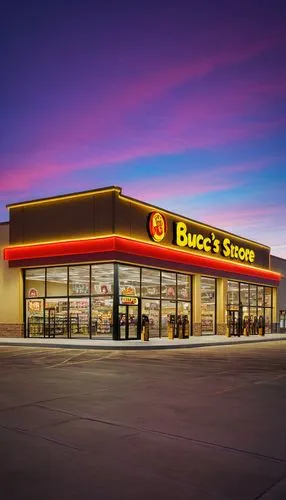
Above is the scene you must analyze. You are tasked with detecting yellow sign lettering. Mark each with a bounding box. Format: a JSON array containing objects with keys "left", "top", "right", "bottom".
[{"left": 176, "top": 222, "right": 188, "bottom": 247}]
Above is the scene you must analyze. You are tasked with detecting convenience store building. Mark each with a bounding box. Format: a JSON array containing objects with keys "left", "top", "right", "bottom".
[{"left": 0, "top": 186, "right": 285, "bottom": 340}]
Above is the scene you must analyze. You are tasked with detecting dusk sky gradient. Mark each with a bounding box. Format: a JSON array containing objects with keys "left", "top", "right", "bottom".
[{"left": 1, "top": 1, "right": 286, "bottom": 257}]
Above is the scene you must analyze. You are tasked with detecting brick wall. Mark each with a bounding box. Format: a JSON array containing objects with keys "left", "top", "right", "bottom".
[
  {"left": 217, "top": 323, "right": 227, "bottom": 335},
  {"left": 192, "top": 322, "right": 202, "bottom": 336},
  {"left": 0, "top": 323, "right": 24, "bottom": 338}
]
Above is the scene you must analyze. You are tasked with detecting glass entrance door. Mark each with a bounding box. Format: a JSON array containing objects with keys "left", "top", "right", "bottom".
[
  {"left": 227, "top": 310, "right": 242, "bottom": 336},
  {"left": 119, "top": 305, "right": 139, "bottom": 340}
]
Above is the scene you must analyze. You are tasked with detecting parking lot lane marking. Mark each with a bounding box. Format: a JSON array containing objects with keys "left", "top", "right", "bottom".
[
  {"left": 63, "top": 351, "right": 119, "bottom": 366},
  {"left": 45, "top": 350, "right": 95, "bottom": 368}
]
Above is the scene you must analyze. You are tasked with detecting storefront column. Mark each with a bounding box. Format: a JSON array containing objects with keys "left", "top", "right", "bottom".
[
  {"left": 216, "top": 278, "right": 227, "bottom": 335},
  {"left": 192, "top": 274, "right": 202, "bottom": 336},
  {"left": 0, "top": 225, "right": 24, "bottom": 338},
  {"left": 272, "top": 287, "right": 278, "bottom": 332}
]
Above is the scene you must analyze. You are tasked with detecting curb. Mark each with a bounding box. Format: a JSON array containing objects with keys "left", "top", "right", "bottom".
[{"left": 0, "top": 337, "right": 285, "bottom": 351}]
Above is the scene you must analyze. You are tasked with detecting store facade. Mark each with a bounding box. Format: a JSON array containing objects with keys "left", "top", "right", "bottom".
[{"left": 0, "top": 186, "right": 282, "bottom": 340}]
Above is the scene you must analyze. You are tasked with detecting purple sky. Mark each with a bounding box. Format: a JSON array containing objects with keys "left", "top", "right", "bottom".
[{"left": 1, "top": 1, "right": 286, "bottom": 258}]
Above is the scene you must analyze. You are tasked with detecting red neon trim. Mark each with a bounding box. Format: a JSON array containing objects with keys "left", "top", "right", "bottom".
[
  {"left": 115, "top": 238, "right": 280, "bottom": 282},
  {"left": 3, "top": 236, "right": 280, "bottom": 282},
  {"left": 3, "top": 237, "right": 116, "bottom": 260}
]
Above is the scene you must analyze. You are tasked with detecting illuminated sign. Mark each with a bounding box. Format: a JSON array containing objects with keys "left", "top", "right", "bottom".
[
  {"left": 28, "top": 299, "right": 42, "bottom": 313},
  {"left": 147, "top": 212, "right": 258, "bottom": 264},
  {"left": 175, "top": 222, "right": 255, "bottom": 263},
  {"left": 120, "top": 296, "right": 138, "bottom": 305},
  {"left": 120, "top": 286, "right": 136, "bottom": 296},
  {"left": 148, "top": 212, "right": 167, "bottom": 242}
]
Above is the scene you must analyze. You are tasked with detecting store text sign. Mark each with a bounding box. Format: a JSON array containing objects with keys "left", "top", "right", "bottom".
[{"left": 175, "top": 222, "right": 255, "bottom": 263}]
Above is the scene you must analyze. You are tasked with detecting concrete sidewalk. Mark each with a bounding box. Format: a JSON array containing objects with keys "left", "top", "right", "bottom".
[{"left": 0, "top": 333, "right": 286, "bottom": 350}]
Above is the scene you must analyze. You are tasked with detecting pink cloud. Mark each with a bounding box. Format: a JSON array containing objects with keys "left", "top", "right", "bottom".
[
  {"left": 16, "top": 30, "right": 286, "bottom": 154},
  {"left": 1, "top": 26, "right": 285, "bottom": 198},
  {"left": 1, "top": 113, "right": 284, "bottom": 197}
]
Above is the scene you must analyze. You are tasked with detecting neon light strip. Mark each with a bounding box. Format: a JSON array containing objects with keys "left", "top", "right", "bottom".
[
  {"left": 3, "top": 236, "right": 281, "bottom": 282},
  {"left": 4, "top": 232, "right": 273, "bottom": 275},
  {"left": 6, "top": 185, "right": 269, "bottom": 250},
  {"left": 7, "top": 187, "right": 121, "bottom": 209}
]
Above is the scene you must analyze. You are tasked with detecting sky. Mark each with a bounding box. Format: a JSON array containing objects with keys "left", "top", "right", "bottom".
[{"left": 1, "top": 0, "right": 286, "bottom": 257}]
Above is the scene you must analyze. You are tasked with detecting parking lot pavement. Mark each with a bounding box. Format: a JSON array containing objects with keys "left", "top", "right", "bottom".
[{"left": 0, "top": 341, "right": 286, "bottom": 500}]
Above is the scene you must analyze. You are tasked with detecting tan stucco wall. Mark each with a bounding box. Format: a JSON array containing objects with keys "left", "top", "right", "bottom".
[{"left": 0, "top": 223, "right": 23, "bottom": 324}]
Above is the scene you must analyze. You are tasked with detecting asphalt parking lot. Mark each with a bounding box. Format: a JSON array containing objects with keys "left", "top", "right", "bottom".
[{"left": 0, "top": 341, "right": 286, "bottom": 500}]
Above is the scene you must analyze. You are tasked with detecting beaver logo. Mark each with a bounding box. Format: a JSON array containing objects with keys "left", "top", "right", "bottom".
[{"left": 148, "top": 212, "right": 167, "bottom": 242}]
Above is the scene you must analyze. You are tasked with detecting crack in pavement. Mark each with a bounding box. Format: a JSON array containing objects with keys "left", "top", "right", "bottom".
[{"left": 35, "top": 403, "right": 286, "bottom": 465}]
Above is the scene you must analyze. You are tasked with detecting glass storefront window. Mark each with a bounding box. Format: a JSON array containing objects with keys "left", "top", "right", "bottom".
[
  {"left": 47, "top": 267, "right": 67, "bottom": 297},
  {"left": 265, "top": 287, "right": 272, "bottom": 307},
  {"left": 161, "top": 300, "right": 176, "bottom": 337},
  {"left": 264, "top": 308, "right": 272, "bottom": 334},
  {"left": 227, "top": 281, "right": 239, "bottom": 306},
  {"left": 142, "top": 299, "right": 160, "bottom": 337},
  {"left": 45, "top": 298, "right": 68, "bottom": 337},
  {"left": 249, "top": 285, "right": 257, "bottom": 306},
  {"left": 177, "top": 301, "right": 191, "bottom": 337},
  {"left": 26, "top": 298, "right": 44, "bottom": 336},
  {"left": 25, "top": 268, "right": 45, "bottom": 298},
  {"left": 141, "top": 268, "right": 160, "bottom": 298},
  {"left": 91, "top": 264, "right": 114, "bottom": 295},
  {"left": 177, "top": 274, "right": 191, "bottom": 300},
  {"left": 91, "top": 296, "right": 113, "bottom": 337},
  {"left": 23, "top": 264, "right": 273, "bottom": 340},
  {"left": 258, "top": 287, "right": 264, "bottom": 307},
  {"left": 119, "top": 265, "right": 140, "bottom": 296},
  {"left": 240, "top": 283, "right": 249, "bottom": 306},
  {"left": 69, "top": 298, "right": 89, "bottom": 336},
  {"left": 161, "top": 272, "right": 176, "bottom": 299},
  {"left": 201, "top": 277, "right": 216, "bottom": 334},
  {"left": 249, "top": 307, "right": 257, "bottom": 334},
  {"left": 69, "top": 266, "right": 90, "bottom": 295}
]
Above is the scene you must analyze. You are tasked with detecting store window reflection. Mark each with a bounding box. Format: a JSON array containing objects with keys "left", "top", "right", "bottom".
[
  {"left": 69, "top": 266, "right": 90, "bottom": 295},
  {"left": 141, "top": 268, "right": 160, "bottom": 298},
  {"left": 161, "top": 300, "right": 176, "bottom": 337},
  {"left": 161, "top": 272, "right": 176, "bottom": 299},
  {"left": 45, "top": 298, "right": 68, "bottom": 337},
  {"left": 142, "top": 299, "right": 160, "bottom": 337},
  {"left": 24, "top": 264, "right": 193, "bottom": 339},
  {"left": 92, "top": 264, "right": 114, "bottom": 295},
  {"left": 265, "top": 288, "right": 272, "bottom": 308},
  {"left": 26, "top": 298, "right": 44, "bottom": 336},
  {"left": 47, "top": 267, "right": 67, "bottom": 297},
  {"left": 91, "top": 297, "right": 113, "bottom": 338},
  {"left": 227, "top": 280, "right": 273, "bottom": 336},
  {"left": 119, "top": 265, "right": 140, "bottom": 296},
  {"left": 227, "top": 281, "right": 239, "bottom": 307},
  {"left": 177, "top": 301, "right": 191, "bottom": 338},
  {"left": 177, "top": 274, "right": 191, "bottom": 300},
  {"left": 258, "top": 287, "right": 264, "bottom": 307},
  {"left": 265, "top": 308, "right": 272, "bottom": 334},
  {"left": 69, "top": 298, "right": 89, "bottom": 337},
  {"left": 25, "top": 268, "right": 45, "bottom": 298},
  {"left": 201, "top": 277, "right": 216, "bottom": 334},
  {"left": 249, "top": 285, "right": 257, "bottom": 306},
  {"left": 240, "top": 283, "right": 249, "bottom": 306}
]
